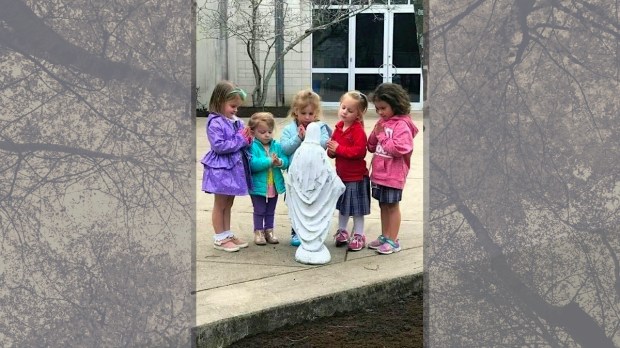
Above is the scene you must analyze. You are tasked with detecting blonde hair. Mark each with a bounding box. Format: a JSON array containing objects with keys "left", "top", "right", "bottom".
[
  {"left": 208, "top": 80, "right": 247, "bottom": 115},
  {"left": 287, "top": 89, "right": 322, "bottom": 122},
  {"left": 341, "top": 90, "right": 369, "bottom": 122},
  {"left": 248, "top": 112, "right": 275, "bottom": 131}
]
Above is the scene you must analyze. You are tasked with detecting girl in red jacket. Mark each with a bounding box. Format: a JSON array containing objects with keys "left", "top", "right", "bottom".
[
  {"left": 327, "top": 91, "right": 371, "bottom": 251},
  {"left": 367, "top": 83, "right": 419, "bottom": 255}
]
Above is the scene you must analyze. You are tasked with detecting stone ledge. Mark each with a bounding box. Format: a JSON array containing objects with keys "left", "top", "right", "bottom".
[{"left": 193, "top": 273, "right": 423, "bottom": 348}]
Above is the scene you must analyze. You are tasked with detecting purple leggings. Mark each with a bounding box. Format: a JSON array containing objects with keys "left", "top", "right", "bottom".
[{"left": 250, "top": 194, "right": 278, "bottom": 230}]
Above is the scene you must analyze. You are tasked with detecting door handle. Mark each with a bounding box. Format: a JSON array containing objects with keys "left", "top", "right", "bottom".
[{"left": 378, "top": 63, "right": 386, "bottom": 78}]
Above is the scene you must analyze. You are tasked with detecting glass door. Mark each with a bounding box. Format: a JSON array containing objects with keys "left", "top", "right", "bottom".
[
  {"left": 311, "top": 4, "right": 423, "bottom": 110},
  {"left": 350, "top": 10, "right": 388, "bottom": 102},
  {"left": 387, "top": 9, "right": 422, "bottom": 110},
  {"left": 351, "top": 6, "right": 422, "bottom": 110}
]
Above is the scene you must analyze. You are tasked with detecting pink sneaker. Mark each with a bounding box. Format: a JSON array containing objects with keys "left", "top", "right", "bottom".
[
  {"left": 367, "top": 235, "right": 386, "bottom": 250},
  {"left": 348, "top": 234, "right": 366, "bottom": 251},
  {"left": 213, "top": 237, "right": 240, "bottom": 252},
  {"left": 376, "top": 238, "right": 401, "bottom": 255},
  {"left": 334, "top": 229, "right": 349, "bottom": 247}
]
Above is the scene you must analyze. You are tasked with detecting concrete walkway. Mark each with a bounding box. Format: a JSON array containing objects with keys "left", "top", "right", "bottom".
[{"left": 194, "top": 110, "right": 424, "bottom": 348}]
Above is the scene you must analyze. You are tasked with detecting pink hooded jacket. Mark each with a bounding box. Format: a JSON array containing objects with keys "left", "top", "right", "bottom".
[{"left": 367, "top": 115, "right": 419, "bottom": 189}]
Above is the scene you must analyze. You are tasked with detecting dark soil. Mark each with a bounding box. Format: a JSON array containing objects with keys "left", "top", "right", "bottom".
[{"left": 233, "top": 292, "right": 423, "bottom": 348}]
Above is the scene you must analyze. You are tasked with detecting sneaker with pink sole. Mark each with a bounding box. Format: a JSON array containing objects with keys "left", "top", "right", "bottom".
[
  {"left": 367, "top": 235, "right": 387, "bottom": 250},
  {"left": 213, "top": 237, "right": 240, "bottom": 252},
  {"left": 334, "top": 229, "right": 350, "bottom": 247},
  {"left": 348, "top": 234, "right": 366, "bottom": 251},
  {"left": 376, "top": 238, "right": 401, "bottom": 255}
]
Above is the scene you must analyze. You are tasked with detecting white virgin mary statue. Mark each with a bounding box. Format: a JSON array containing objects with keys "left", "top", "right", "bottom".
[{"left": 286, "top": 122, "right": 345, "bottom": 264}]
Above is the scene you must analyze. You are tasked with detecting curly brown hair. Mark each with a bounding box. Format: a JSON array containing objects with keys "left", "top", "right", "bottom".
[{"left": 369, "top": 83, "right": 411, "bottom": 115}]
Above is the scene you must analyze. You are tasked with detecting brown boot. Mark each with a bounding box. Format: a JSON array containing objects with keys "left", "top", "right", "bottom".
[
  {"left": 254, "top": 229, "right": 266, "bottom": 245},
  {"left": 264, "top": 228, "right": 279, "bottom": 244}
]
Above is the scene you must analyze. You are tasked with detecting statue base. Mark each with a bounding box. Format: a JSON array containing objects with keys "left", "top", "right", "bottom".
[{"left": 295, "top": 244, "right": 331, "bottom": 265}]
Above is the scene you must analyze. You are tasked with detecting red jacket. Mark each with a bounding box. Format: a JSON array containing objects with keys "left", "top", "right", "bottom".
[{"left": 328, "top": 120, "right": 369, "bottom": 182}]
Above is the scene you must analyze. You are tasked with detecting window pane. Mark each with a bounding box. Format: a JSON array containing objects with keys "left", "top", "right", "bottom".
[
  {"left": 354, "top": 74, "right": 383, "bottom": 96},
  {"left": 393, "top": 13, "right": 420, "bottom": 67},
  {"left": 313, "top": 10, "right": 349, "bottom": 68},
  {"left": 355, "top": 13, "right": 384, "bottom": 68},
  {"left": 392, "top": 74, "right": 421, "bottom": 102},
  {"left": 312, "top": 73, "right": 348, "bottom": 102}
]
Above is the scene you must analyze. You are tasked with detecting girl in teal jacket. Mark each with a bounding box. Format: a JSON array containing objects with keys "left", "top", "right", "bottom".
[{"left": 247, "top": 112, "right": 290, "bottom": 245}]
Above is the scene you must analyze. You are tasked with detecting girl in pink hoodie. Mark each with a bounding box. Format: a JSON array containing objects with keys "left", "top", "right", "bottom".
[{"left": 366, "top": 83, "right": 419, "bottom": 254}]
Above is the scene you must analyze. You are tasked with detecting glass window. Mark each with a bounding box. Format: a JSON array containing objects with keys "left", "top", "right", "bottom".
[
  {"left": 312, "top": 73, "right": 348, "bottom": 102},
  {"left": 313, "top": 10, "right": 349, "bottom": 68},
  {"left": 354, "top": 74, "right": 383, "bottom": 97},
  {"left": 392, "top": 13, "right": 420, "bottom": 68},
  {"left": 392, "top": 74, "right": 421, "bottom": 102},
  {"left": 355, "top": 13, "right": 384, "bottom": 68}
]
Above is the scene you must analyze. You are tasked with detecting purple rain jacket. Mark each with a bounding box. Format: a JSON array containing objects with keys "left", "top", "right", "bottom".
[{"left": 201, "top": 112, "right": 252, "bottom": 195}]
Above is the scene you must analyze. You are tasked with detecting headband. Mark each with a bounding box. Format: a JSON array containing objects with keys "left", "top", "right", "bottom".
[{"left": 228, "top": 87, "right": 247, "bottom": 100}]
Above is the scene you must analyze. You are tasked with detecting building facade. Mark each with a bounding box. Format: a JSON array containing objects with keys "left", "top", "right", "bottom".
[{"left": 197, "top": 0, "right": 423, "bottom": 110}]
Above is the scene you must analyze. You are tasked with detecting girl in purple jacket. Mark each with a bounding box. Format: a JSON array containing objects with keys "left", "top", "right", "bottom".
[{"left": 201, "top": 81, "right": 253, "bottom": 252}]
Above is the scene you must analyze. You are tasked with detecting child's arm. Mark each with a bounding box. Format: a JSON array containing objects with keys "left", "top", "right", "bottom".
[
  {"left": 333, "top": 130, "right": 367, "bottom": 160},
  {"left": 207, "top": 121, "right": 248, "bottom": 154},
  {"left": 280, "top": 123, "right": 302, "bottom": 156},
  {"left": 376, "top": 122, "right": 415, "bottom": 157},
  {"left": 367, "top": 125, "right": 379, "bottom": 153},
  {"left": 249, "top": 144, "right": 273, "bottom": 173},
  {"left": 269, "top": 142, "right": 290, "bottom": 170}
]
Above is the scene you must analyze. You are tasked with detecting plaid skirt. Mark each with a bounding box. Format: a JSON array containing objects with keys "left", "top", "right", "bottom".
[
  {"left": 371, "top": 183, "right": 403, "bottom": 203},
  {"left": 337, "top": 176, "right": 371, "bottom": 216}
]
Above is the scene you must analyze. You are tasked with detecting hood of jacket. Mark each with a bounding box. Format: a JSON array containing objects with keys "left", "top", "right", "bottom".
[{"left": 380, "top": 115, "right": 419, "bottom": 138}]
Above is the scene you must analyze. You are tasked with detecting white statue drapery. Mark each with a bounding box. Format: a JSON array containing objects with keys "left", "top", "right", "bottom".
[{"left": 286, "top": 122, "right": 345, "bottom": 264}]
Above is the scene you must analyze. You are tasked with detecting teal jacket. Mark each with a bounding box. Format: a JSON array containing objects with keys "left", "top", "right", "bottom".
[{"left": 248, "top": 138, "right": 290, "bottom": 196}]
